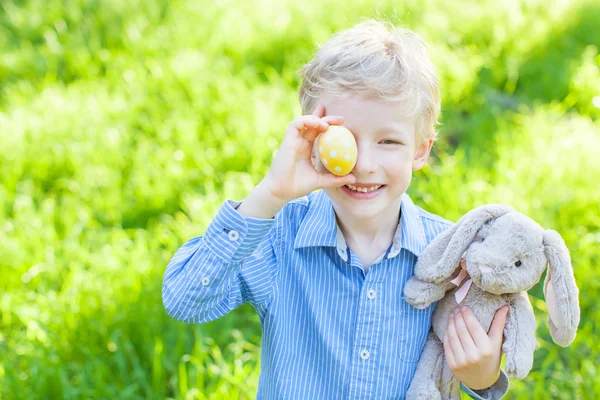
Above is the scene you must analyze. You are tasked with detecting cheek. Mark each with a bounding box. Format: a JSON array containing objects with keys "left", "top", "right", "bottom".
[
  {"left": 315, "top": 161, "right": 326, "bottom": 173},
  {"left": 382, "top": 153, "right": 414, "bottom": 177},
  {"left": 378, "top": 148, "right": 407, "bottom": 162},
  {"left": 514, "top": 267, "right": 540, "bottom": 291},
  {"left": 532, "top": 256, "right": 547, "bottom": 281}
]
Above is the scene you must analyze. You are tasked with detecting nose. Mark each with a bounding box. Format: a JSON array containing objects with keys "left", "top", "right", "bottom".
[{"left": 352, "top": 142, "right": 376, "bottom": 175}]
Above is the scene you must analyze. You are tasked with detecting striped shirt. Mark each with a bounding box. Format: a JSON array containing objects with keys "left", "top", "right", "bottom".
[{"left": 162, "top": 190, "right": 507, "bottom": 399}]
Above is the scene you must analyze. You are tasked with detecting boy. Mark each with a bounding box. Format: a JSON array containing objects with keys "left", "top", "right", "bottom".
[{"left": 162, "top": 19, "right": 510, "bottom": 399}]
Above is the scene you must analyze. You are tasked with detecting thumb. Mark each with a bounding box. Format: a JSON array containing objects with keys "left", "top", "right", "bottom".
[
  {"left": 318, "top": 172, "right": 356, "bottom": 189},
  {"left": 488, "top": 305, "right": 509, "bottom": 346}
]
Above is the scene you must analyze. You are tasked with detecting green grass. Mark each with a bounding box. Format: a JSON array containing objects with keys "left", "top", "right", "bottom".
[{"left": 1, "top": 0, "right": 599, "bottom": 398}]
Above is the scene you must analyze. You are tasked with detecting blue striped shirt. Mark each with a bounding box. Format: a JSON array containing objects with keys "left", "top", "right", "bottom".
[{"left": 162, "top": 190, "right": 507, "bottom": 399}]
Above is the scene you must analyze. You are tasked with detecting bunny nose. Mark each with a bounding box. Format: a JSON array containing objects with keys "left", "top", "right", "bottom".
[{"left": 478, "top": 264, "right": 494, "bottom": 274}]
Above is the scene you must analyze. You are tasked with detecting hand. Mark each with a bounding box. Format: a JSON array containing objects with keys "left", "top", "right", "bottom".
[
  {"left": 443, "top": 305, "right": 509, "bottom": 390},
  {"left": 263, "top": 104, "right": 356, "bottom": 203}
]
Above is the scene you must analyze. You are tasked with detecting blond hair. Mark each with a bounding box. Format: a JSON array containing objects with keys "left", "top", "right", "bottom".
[{"left": 299, "top": 19, "right": 441, "bottom": 144}]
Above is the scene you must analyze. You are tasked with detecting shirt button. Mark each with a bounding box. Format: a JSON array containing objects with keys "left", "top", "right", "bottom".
[
  {"left": 201, "top": 276, "right": 210, "bottom": 286},
  {"left": 367, "top": 289, "right": 376, "bottom": 299},
  {"left": 228, "top": 230, "right": 239, "bottom": 241},
  {"left": 360, "top": 349, "right": 370, "bottom": 360}
]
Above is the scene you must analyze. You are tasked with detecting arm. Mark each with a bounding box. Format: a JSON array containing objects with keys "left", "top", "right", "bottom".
[
  {"left": 162, "top": 193, "right": 280, "bottom": 323},
  {"left": 444, "top": 306, "right": 511, "bottom": 399},
  {"left": 404, "top": 275, "right": 456, "bottom": 309},
  {"left": 163, "top": 106, "right": 356, "bottom": 323},
  {"left": 502, "top": 293, "right": 537, "bottom": 379}
]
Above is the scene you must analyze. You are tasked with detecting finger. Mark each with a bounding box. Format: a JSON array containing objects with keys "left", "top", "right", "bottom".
[
  {"left": 305, "top": 127, "right": 328, "bottom": 145},
  {"left": 321, "top": 115, "right": 344, "bottom": 125},
  {"left": 460, "top": 307, "right": 490, "bottom": 349},
  {"left": 317, "top": 172, "right": 356, "bottom": 189},
  {"left": 290, "top": 115, "right": 328, "bottom": 133},
  {"left": 454, "top": 309, "right": 477, "bottom": 352},
  {"left": 312, "top": 104, "right": 325, "bottom": 117},
  {"left": 443, "top": 332, "right": 457, "bottom": 369},
  {"left": 488, "top": 305, "right": 509, "bottom": 346},
  {"left": 446, "top": 314, "right": 466, "bottom": 366},
  {"left": 289, "top": 117, "right": 329, "bottom": 145}
]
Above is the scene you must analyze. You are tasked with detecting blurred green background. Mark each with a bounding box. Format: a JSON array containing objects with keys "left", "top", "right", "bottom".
[{"left": 1, "top": 0, "right": 599, "bottom": 398}]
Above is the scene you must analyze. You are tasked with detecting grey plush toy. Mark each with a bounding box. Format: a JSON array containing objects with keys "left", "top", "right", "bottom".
[{"left": 403, "top": 204, "right": 580, "bottom": 400}]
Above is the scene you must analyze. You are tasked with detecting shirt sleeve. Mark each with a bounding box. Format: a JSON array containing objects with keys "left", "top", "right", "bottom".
[
  {"left": 162, "top": 199, "right": 279, "bottom": 323},
  {"left": 460, "top": 369, "right": 510, "bottom": 400}
]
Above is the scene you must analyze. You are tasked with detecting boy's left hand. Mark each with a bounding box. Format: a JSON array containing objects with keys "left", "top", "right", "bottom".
[{"left": 443, "top": 305, "right": 509, "bottom": 390}]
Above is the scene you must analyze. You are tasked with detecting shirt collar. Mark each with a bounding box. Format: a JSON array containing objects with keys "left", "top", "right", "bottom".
[
  {"left": 293, "top": 190, "right": 428, "bottom": 258},
  {"left": 398, "top": 193, "right": 428, "bottom": 257},
  {"left": 294, "top": 190, "right": 338, "bottom": 250}
]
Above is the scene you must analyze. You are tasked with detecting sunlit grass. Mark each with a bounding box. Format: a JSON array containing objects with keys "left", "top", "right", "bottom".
[{"left": 1, "top": 0, "right": 599, "bottom": 398}]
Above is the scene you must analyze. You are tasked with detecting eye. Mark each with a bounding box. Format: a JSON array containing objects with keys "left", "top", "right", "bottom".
[
  {"left": 381, "top": 139, "right": 402, "bottom": 145},
  {"left": 515, "top": 260, "right": 522, "bottom": 267}
]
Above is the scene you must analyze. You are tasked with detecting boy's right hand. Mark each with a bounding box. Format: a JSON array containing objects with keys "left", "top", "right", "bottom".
[{"left": 262, "top": 104, "right": 357, "bottom": 204}]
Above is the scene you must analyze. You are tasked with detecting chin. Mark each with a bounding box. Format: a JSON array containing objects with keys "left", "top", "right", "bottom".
[
  {"left": 329, "top": 188, "right": 393, "bottom": 217},
  {"left": 345, "top": 205, "right": 384, "bottom": 219}
]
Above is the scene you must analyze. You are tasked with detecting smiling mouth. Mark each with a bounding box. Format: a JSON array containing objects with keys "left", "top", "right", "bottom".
[{"left": 344, "top": 184, "right": 385, "bottom": 193}]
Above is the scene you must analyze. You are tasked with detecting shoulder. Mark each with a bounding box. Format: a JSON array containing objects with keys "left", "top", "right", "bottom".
[
  {"left": 275, "top": 190, "right": 322, "bottom": 226},
  {"left": 415, "top": 205, "right": 454, "bottom": 243},
  {"left": 279, "top": 190, "right": 315, "bottom": 214},
  {"left": 416, "top": 206, "right": 454, "bottom": 226}
]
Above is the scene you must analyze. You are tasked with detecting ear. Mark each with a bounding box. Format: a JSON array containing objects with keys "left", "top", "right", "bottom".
[
  {"left": 412, "top": 138, "right": 433, "bottom": 171},
  {"left": 414, "top": 204, "right": 515, "bottom": 283},
  {"left": 543, "top": 229, "right": 580, "bottom": 346}
]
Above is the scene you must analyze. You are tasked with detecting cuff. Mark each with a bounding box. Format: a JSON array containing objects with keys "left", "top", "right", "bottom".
[
  {"left": 203, "top": 199, "right": 275, "bottom": 263},
  {"left": 460, "top": 369, "right": 509, "bottom": 400}
]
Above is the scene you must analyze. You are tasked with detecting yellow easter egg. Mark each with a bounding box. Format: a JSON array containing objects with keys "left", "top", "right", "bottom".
[{"left": 318, "top": 125, "right": 357, "bottom": 176}]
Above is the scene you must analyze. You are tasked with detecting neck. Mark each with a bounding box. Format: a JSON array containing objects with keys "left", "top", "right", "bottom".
[{"left": 333, "top": 198, "right": 402, "bottom": 250}]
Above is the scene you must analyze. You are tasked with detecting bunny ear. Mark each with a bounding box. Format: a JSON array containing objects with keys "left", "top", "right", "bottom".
[
  {"left": 413, "top": 223, "right": 459, "bottom": 282},
  {"left": 415, "top": 204, "right": 515, "bottom": 283},
  {"left": 543, "top": 229, "right": 580, "bottom": 346}
]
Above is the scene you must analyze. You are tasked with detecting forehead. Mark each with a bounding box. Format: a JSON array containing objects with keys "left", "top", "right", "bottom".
[
  {"left": 320, "top": 95, "right": 416, "bottom": 138},
  {"left": 489, "top": 215, "right": 544, "bottom": 248}
]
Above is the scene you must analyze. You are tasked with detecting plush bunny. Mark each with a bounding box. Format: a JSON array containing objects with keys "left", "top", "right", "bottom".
[{"left": 403, "top": 204, "right": 580, "bottom": 400}]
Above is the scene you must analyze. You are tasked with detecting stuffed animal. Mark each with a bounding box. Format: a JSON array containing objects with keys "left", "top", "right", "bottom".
[{"left": 403, "top": 204, "right": 580, "bottom": 399}]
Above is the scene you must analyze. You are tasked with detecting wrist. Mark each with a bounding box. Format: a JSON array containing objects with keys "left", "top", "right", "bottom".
[
  {"left": 236, "top": 179, "right": 289, "bottom": 219},
  {"left": 258, "top": 177, "right": 295, "bottom": 207},
  {"left": 460, "top": 383, "right": 493, "bottom": 400},
  {"left": 462, "top": 370, "right": 499, "bottom": 391}
]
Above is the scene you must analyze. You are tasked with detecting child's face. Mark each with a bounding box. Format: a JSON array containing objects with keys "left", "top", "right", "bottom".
[{"left": 314, "top": 95, "right": 433, "bottom": 221}]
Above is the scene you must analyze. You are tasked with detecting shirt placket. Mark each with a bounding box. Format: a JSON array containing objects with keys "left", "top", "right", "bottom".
[{"left": 347, "top": 254, "right": 384, "bottom": 400}]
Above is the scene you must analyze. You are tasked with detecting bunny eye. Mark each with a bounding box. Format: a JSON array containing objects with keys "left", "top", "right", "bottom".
[{"left": 515, "top": 260, "right": 522, "bottom": 267}]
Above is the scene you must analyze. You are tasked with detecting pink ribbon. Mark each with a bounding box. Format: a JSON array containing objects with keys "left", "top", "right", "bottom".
[{"left": 450, "top": 252, "right": 472, "bottom": 304}]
